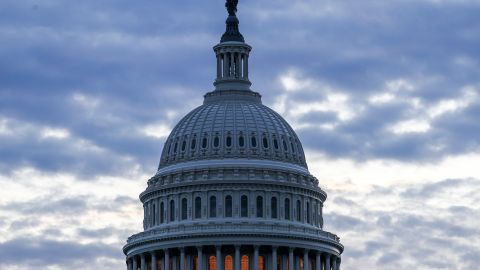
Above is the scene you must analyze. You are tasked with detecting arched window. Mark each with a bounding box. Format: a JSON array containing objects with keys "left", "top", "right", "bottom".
[
  {"left": 241, "top": 255, "right": 249, "bottom": 270},
  {"left": 271, "top": 197, "right": 278, "bottom": 219},
  {"left": 256, "top": 196, "right": 263, "bottom": 218},
  {"left": 306, "top": 202, "right": 310, "bottom": 224},
  {"left": 225, "top": 195, "right": 232, "bottom": 217},
  {"left": 182, "top": 140, "right": 187, "bottom": 151},
  {"left": 251, "top": 136, "right": 257, "bottom": 147},
  {"left": 296, "top": 200, "right": 301, "bottom": 221},
  {"left": 209, "top": 256, "right": 216, "bottom": 270},
  {"left": 283, "top": 139, "right": 288, "bottom": 151},
  {"left": 284, "top": 198, "right": 290, "bottom": 220},
  {"left": 259, "top": 256, "right": 265, "bottom": 270},
  {"left": 195, "top": 197, "right": 202, "bottom": 219},
  {"left": 202, "top": 137, "right": 208, "bottom": 148},
  {"left": 273, "top": 138, "right": 279, "bottom": 149},
  {"left": 210, "top": 196, "right": 217, "bottom": 218},
  {"left": 239, "top": 136, "right": 245, "bottom": 147},
  {"left": 241, "top": 195, "right": 248, "bottom": 217},
  {"left": 214, "top": 136, "right": 220, "bottom": 147},
  {"left": 225, "top": 255, "right": 233, "bottom": 270},
  {"left": 226, "top": 136, "right": 232, "bottom": 147},
  {"left": 262, "top": 137, "right": 269, "bottom": 148},
  {"left": 170, "top": 200, "right": 175, "bottom": 222},
  {"left": 181, "top": 198, "right": 188, "bottom": 220},
  {"left": 191, "top": 138, "right": 196, "bottom": 149},
  {"left": 160, "top": 202, "right": 164, "bottom": 223},
  {"left": 174, "top": 142, "right": 178, "bottom": 153}
]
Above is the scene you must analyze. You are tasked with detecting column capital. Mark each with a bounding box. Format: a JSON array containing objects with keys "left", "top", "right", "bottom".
[
  {"left": 197, "top": 246, "right": 203, "bottom": 251},
  {"left": 304, "top": 249, "right": 309, "bottom": 254},
  {"left": 289, "top": 247, "right": 295, "bottom": 252},
  {"left": 234, "top": 244, "right": 241, "bottom": 249},
  {"left": 180, "top": 246, "right": 186, "bottom": 251},
  {"left": 253, "top": 245, "right": 260, "bottom": 250},
  {"left": 271, "top": 245, "right": 278, "bottom": 250},
  {"left": 215, "top": 245, "right": 222, "bottom": 250}
]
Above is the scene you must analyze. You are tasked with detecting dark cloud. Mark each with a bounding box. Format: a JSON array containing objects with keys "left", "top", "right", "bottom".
[{"left": 0, "top": 237, "right": 119, "bottom": 267}]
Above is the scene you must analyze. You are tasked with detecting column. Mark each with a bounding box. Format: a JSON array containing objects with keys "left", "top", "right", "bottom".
[
  {"left": 128, "top": 258, "right": 133, "bottom": 270},
  {"left": 217, "top": 55, "right": 222, "bottom": 78},
  {"left": 216, "top": 246, "right": 222, "bottom": 270},
  {"left": 223, "top": 54, "right": 228, "bottom": 79},
  {"left": 197, "top": 247, "right": 203, "bottom": 270},
  {"left": 152, "top": 252, "right": 158, "bottom": 270},
  {"left": 253, "top": 246, "right": 260, "bottom": 270},
  {"left": 187, "top": 255, "right": 192, "bottom": 270},
  {"left": 181, "top": 248, "right": 186, "bottom": 270},
  {"left": 235, "top": 245, "right": 241, "bottom": 270},
  {"left": 272, "top": 247, "right": 277, "bottom": 270},
  {"left": 331, "top": 257, "right": 336, "bottom": 270},
  {"left": 324, "top": 255, "right": 330, "bottom": 270},
  {"left": 303, "top": 250, "right": 308, "bottom": 270},
  {"left": 244, "top": 55, "right": 249, "bottom": 79},
  {"left": 337, "top": 258, "right": 341, "bottom": 270},
  {"left": 315, "top": 253, "right": 320, "bottom": 270},
  {"left": 133, "top": 256, "right": 138, "bottom": 270},
  {"left": 165, "top": 249, "right": 170, "bottom": 270},
  {"left": 281, "top": 254, "right": 287, "bottom": 270},
  {"left": 288, "top": 248, "right": 294, "bottom": 270},
  {"left": 141, "top": 254, "right": 146, "bottom": 270},
  {"left": 230, "top": 53, "right": 234, "bottom": 78}
]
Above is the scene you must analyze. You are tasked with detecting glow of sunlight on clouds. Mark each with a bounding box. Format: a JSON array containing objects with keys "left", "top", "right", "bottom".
[
  {"left": 72, "top": 92, "right": 100, "bottom": 110},
  {"left": 276, "top": 69, "right": 358, "bottom": 126},
  {"left": 40, "top": 127, "right": 71, "bottom": 140},
  {"left": 0, "top": 118, "right": 11, "bottom": 135},
  {"left": 142, "top": 123, "right": 171, "bottom": 139},
  {"left": 368, "top": 92, "right": 396, "bottom": 104},
  {"left": 306, "top": 150, "right": 480, "bottom": 189},
  {"left": 428, "top": 87, "right": 478, "bottom": 118},
  {"left": 389, "top": 119, "right": 431, "bottom": 134}
]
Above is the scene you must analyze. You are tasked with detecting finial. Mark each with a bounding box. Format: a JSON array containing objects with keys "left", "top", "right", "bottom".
[
  {"left": 221, "top": 0, "right": 244, "bottom": 43},
  {"left": 226, "top": 0, "right": 238, "bottom": 16}
]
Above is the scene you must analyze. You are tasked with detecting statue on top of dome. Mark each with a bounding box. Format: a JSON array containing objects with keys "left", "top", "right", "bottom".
[{"left": 226, "top": 0, "right": 238, "bottom": 16}]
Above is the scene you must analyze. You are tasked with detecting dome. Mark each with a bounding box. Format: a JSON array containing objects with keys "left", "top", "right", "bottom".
[{"left": 158, "top": 90, "right": 308, "bottom": 170}]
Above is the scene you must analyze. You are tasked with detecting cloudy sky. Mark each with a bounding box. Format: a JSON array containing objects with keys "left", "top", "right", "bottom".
[{"left": 1, "top": 0, "right": 479, "bottom": 269}]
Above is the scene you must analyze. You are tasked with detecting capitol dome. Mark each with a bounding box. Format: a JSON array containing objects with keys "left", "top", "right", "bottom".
[
  {"left": 124, "top": 1, "right": 343, "bottom": 270},
  {"left": 159, "top": 90, "right": 307, "bottom": 170}
]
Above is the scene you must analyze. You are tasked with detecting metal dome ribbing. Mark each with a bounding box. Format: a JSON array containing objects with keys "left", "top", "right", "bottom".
[{"left": 158, "top": 91, "right": 307, "bottom": 170}]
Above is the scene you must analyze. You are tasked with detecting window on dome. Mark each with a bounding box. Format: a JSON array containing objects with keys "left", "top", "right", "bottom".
[
  {"left": 273, "top": 138, "right": 279, "bottom": 149},
  {"left": 182, "top": 140, "right": 187, "bottom": 151},
  {"left": 209, "top": 196, "right": 217, "bottom": 218},
  {"left": 241, "top": 195, "right": 248, "bottom": 217},
  {"left": 195, "top": 197, "right": 202, "bottom": 219},
  {"left": 284, "top": 198, "right": 290, "bottom": 220},
  {"left": 225, "top": 195, "right": 232, "bottom": 217},
  {"left": 239, "top": 136, "right": 245, "bottom": 147},
  {"left": 226, "top": 136, "right": 232, "bottom": 147},
  {"left": 181, "top": 198, "right": 188, "bottom": 220},
  {"left": 170, "top": 200, "right": 175, "bottom": 222},
  {"left": 202, "top": 137, "right": 208, "bottom": 148},
  {"left": 306, "top": 202, "right": 310, "bottom": 224},
  {"left": 191, "top": 138, "right": 196, "bottom": 149},
  {"left": 256, "top": 196, "right": 263, "bottom": 218},
  {"left": 251, "top": 136, "right": 257, "bottom": 147},
  {"left": 296, "top": 200, "right": 301, "bottom": 221},
  {"left": 174, "top": 142, "right": 178, "bottom": 153},
  {"left": 214, "top": 136, "right": 220, "bottom": 147},
  {"left": 283, "top": 140, "right": 288, "bottom": 151},
  {"left": 160, "top": 202, "right": 164, "bottom": 223},
  {"left": 262, "top": 137, "right": 268, "bottom": 148},
  {"left": 271, "top": 197, "right": 278, "bottom": 219}
]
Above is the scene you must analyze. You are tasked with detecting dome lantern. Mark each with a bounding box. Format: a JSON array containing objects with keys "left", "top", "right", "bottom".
[{"left": 214, "top": 0, "right": 252, "bottom": 91}]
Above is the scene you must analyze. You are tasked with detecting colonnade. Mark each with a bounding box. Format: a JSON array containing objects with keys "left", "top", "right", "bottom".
[{"left": 127, "top": 245, "right": 340, "bottom": 270}]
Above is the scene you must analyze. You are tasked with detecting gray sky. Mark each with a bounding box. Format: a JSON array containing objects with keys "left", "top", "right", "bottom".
[{"left": 1, "top": 0, "right": 479, "bottom": 269}]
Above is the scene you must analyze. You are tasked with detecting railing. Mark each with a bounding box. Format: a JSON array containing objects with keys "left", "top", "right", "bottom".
[{"left": 127, "top": 221, "right": 341, "bottom": 244}]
